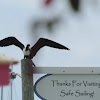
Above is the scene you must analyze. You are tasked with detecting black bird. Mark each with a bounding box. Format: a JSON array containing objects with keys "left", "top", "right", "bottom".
[{"left": 0, "top": 37, "right": 70, "bottom": 59}]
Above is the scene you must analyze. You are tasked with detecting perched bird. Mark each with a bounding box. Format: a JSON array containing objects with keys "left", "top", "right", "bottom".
[{"left": 0, "top": 37, "right": 70, "bottom": 59}]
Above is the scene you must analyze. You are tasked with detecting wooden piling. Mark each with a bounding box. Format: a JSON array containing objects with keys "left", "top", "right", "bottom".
[{"left": 21, "top": 59, "right": 34, "bottom": 100}]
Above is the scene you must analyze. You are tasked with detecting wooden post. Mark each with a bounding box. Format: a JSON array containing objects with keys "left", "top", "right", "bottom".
[{"left": 21, "top": 59, "right": 34, "bottom": 100}]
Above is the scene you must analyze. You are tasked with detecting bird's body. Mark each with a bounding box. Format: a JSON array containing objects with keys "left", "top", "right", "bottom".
[
  {"left": 23, "top": 48, "right": 31, "bottom": 59},
  {"left": 23, "top": 44, "right": 31, "bottom": 59},
  {"left": 0, "top": 37, "right": 70, "bottom": 63}
]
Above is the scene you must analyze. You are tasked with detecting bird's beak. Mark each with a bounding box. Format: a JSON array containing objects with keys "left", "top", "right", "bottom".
[{"left": 67, "top": 48, "right": 70, "bottom": 50}]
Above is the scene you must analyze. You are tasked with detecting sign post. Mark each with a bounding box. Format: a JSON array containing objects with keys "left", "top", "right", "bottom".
[{"left": 21, "top": 59, "right": 34, "bottom": 100}]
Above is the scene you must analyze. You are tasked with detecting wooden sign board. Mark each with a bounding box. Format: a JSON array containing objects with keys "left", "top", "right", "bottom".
[{"left": 33, "top": 67, "right": 100, "bottom": 100}]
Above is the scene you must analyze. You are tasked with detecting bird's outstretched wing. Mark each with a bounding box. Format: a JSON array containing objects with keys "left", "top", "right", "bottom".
[
  {"left": 29, "top": 38, "right": 70, "bottom": 59},
  {"left": 0, "top": 37, "right": 25, "bottom": 50}
]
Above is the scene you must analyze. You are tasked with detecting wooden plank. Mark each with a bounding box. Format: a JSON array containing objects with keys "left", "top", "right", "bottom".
[{"left": 33, "top": 67, "right": 100, "bottom": 74}]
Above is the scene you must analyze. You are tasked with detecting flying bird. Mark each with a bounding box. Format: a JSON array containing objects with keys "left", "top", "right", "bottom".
[{"left": 0, "top": 37, "right": 70, "bottom": 59}]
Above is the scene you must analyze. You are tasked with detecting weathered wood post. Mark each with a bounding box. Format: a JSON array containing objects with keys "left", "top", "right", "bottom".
[{"left": 21, "top": 59, "right": 34, "bottom": 100}]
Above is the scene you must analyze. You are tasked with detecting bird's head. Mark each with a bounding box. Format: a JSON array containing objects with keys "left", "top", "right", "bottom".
[
  {"left": 27, "top": 44, "right": 30, "bottom": 47},
  {"left": 26, "top": 44, "right": 30, "bottom": 50}
]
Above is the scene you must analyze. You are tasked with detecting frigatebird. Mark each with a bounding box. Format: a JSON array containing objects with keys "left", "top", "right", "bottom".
[{"left": 0, "top": 37, "right": 70, "bottom": 59}]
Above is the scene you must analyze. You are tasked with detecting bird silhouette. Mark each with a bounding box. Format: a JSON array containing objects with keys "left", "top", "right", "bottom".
[{"left": 0, "top": 37, "right": 70, "bottom": 59}]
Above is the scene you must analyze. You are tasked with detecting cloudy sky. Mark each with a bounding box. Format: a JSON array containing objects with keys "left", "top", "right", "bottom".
[{"left": 0, "top": 0, "right": 100, "bottom": 100}]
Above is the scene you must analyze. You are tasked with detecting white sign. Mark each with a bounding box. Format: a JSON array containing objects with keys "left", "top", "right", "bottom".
[{"left": 34, "top": 74, "right": 100, "bottom": 100}]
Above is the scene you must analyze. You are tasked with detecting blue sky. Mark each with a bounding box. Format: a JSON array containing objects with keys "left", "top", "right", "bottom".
[{"left": 0, "top": 0, "right": 100, "bottom": 100}]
